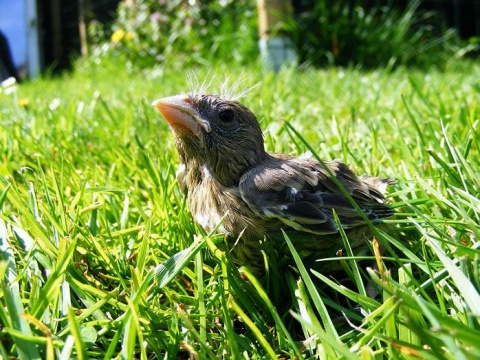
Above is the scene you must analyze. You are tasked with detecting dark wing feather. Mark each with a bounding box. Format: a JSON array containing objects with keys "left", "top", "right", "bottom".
[{"left": 238, "top": 155, "right": 393, "bottom": 235}]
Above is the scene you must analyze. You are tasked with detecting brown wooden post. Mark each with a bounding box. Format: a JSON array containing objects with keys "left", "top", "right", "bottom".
[
  {"left": 78, "top": 0, "right": 88, "bottom": 57},
  {"left": 257, "top": 0, "right": 297, "bottom": 72}
]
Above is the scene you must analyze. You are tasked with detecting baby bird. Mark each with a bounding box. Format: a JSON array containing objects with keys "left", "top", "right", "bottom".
[{"left": 153, "top": 94, "right": 393, "bottom": 265}]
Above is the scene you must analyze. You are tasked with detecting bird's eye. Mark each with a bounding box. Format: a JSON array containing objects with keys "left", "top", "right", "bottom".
[{"left": 218, "top": 109, "right": 235, "bottom": 123}]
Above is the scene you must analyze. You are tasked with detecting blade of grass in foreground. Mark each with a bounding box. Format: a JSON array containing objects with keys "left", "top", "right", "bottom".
[
  {"left": 122, "top": 294, "right": 146, "bottom": 360},
  {"left": 333, "top": 210, "right": 367, "bottom": 297},
  {"left": 283, "top": 231, "right": 357, "bottom": 359},
  {"left": 218, "top": 277, "right": 240, "bottom": 358},
  {"left": 229, "top": 299, "right": 278, "bottom": 358},
  {"left": 397, "top": 264, "right": 422, "bottom": 346},
  {"left": 292, "top": 276, "right": 322, "bottom": 352},
  {"left": 0, "top": 219, "right": 41, "bottom": 360},
  {"left": 195, "top": 251, "right": 207, "bottom": 343},
  {"left": 411, "top": 218, "right": 480, "bottom": 317},
  {"left": 311, "top": 270, "right": 380, "bottom": 311},
  {"left": 154, "top": 236, "right": 206, "bottom": 288},
  {"left": 67, "top": 307, "right": 88, "bottom": 360},
  {"left": 29, "top": 237, "right": 78, "bottom": 319},
  {"left": 240, "top": 267, "right": 303, "bottom": 359},
  {"left": 368, "top": 269, "right": 480, "bottom": 357}
]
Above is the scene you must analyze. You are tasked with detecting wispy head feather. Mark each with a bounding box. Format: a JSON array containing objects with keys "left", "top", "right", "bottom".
[{"left": 186, "top": 69, "right": 260, "bottom": 101}]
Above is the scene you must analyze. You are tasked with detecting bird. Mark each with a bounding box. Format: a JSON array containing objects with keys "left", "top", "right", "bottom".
[{"left": 152, "top": 93, "right": 394, "bottom": 268}]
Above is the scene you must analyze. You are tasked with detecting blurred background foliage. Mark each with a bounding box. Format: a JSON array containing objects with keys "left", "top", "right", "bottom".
[
  {"left": 292, "top": 0, "right": 460, "bottom": 68},
  {"left": 89, "top": 0, "right": 258, "bottom": 68},
  {"left": 86, "top": 0, "right": 477, "bottom": 70}
]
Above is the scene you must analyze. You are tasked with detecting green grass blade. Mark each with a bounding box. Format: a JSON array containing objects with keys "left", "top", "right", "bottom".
[
  {"left": 0, "top": 219, "right": 41, "bottom": 360},
  {"left": 240, "top": 267, "right": 303, "bottom": 358},
  {"left": 229, "top": 299, "right": 278, "bottom": 359},
  {"left": 67, "top": 307, "right": 88, "bottom": 360},
  {"left": 155, "top": 236, "right": 206, "bottom": 288}
]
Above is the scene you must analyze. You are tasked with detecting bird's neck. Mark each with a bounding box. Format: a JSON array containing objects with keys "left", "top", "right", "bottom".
[
  {"left": 178, "top": 158, "right": 266, "bottom": 239},
  {"left": 183, "top": 158, "right": 235, "bottom": 188}
]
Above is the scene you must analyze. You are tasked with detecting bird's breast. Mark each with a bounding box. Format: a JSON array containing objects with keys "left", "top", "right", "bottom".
[{"left": 182, "top": 163, "right": 266, "bottom": 238}]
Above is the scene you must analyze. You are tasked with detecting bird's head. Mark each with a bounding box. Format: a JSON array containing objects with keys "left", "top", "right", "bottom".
[{"left": 153, "top": 94, "right": 267, "bottom": 187}]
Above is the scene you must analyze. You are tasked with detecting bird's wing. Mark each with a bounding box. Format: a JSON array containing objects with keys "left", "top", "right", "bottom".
[{"left": 239, "top": 156, "right": 392, "bottom": 235}]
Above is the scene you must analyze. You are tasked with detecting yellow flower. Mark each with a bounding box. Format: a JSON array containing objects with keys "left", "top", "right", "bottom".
[
  {"left": 111, "top": 29, "right": 125, "bottom": 44},
  {"left": 18, "top": 98, "right": 29, "bottom": 107},
  {"left": 125, "top": 32, "right": 135, "bottom": 41}
]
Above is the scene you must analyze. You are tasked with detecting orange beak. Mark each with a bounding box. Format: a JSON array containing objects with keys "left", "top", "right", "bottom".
[{"left": 152, "top": 95, "right": 211, "bottom": 136}]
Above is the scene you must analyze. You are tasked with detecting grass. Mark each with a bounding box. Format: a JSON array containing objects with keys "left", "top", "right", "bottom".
[
  {"left": 292, "top": 0, "right": 459, "bottom": 69},
  {"left": 0, "top": 58, "right": 479, "bottom": 359}
]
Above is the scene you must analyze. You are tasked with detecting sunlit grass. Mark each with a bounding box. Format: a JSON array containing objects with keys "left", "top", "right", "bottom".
[{"left": 0, "top": 59, "right": 479, "bottom": 359}]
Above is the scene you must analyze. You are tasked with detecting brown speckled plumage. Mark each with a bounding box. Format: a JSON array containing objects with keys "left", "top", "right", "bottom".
[{"left": 153, "top": 94, "right": 393, "bottom": 266}]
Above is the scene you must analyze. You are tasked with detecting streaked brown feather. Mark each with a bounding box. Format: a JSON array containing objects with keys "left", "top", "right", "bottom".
[{"left": 153, "top": 93, "right": 394, "bottom": 267}]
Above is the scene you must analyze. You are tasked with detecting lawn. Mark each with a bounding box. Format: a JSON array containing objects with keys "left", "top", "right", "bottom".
[{"left": 1, "top": 58, "right": 479, "bottom": 359}]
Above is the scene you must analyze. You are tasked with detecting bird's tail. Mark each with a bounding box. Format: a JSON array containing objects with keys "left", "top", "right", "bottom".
[{"left": 360, "top": 175, "right": 395, "bottom": 195}]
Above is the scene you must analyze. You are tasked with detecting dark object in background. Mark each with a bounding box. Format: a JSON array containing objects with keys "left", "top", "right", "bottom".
[
  {"left": 0, "top": 30, "right": 21, "bottom": 83},
  {"left": 36, "top": 0, "right": 121, "bottom": 73}
]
